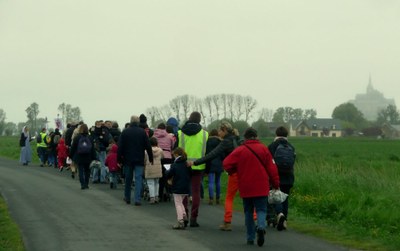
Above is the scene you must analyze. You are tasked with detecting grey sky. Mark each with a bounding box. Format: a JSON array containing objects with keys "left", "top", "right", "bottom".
[{"left": 1, "top": 0, "right": 399, "bottom": 127}]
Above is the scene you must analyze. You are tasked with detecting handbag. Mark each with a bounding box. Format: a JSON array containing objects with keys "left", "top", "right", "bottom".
[{"left": 268, "top": 189, "right": 288, "bottom": 204}]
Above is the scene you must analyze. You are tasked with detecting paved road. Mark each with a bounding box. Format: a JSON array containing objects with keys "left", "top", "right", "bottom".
[{"left": 0, "top": 158, "right": 349, "bottom": 251}]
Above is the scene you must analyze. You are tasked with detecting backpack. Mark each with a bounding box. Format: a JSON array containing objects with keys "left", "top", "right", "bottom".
[
  {"left": 273, "top": 142, "right": 295, "bottom": 174},
  {"left": 77, "top": 136, "right": 93, "bottom": 154},
  {"left": 36, "top": 134, "right": 42, "bottom": 143}
]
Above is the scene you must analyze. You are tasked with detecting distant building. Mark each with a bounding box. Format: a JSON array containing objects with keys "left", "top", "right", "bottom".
[
  {"left": 349, "top": 77, "right": 395, "bottom": 121},
  {"left": 288, "top": 118, "right": 343, "bottom": 137},
  {"left": 381, "top": 123, "right": 400, "bottom": 139}
]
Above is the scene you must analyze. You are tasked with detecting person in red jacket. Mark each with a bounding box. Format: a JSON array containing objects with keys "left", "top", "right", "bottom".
[
  {"left": 223, "top": 127, "right": 280, "bottom": 247},
  {"left": 105, "top": 144, "right": 120, "bottom": 189},
  {"left": 56, "top": 138, "right": 69, "bottom": 172}
]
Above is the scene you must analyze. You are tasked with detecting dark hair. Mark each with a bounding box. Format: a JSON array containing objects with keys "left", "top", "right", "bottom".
[
  {"left": 112, "top": 122, "right": 119, "bottom": 129},
  {"left": 173, "top": 147, "right": 187, "bottom": 161},
  {"left": 166, "top": 125, "right": 174, "bottom": 134},
  {"left": 244, "top": 127, "right": 257, "bottom": 139},
  {"left": 209, "top": 129, "right": 219, "bottom": 137},
  {"left": 157, "top": 123, "right": 166, "bottom": 129},
  {"left": 149, "top": 137, "right": 158, "bottom": 146},
  {"left": 275, "top": 126, "right": 288, "bottom": 137},
  {"left": 188, "top": 111, "right": 201, "bottom": 124},
  {"left": 139, "top": 114, "right": 147, "bottom": 123}
]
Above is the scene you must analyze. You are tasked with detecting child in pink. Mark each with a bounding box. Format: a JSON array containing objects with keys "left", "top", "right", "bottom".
[
  {"left": 105, "top": 144, "right": 120, "bottom": 189},
  {"left": 56, "top": 138, "right": 68, "bottom": 172}
]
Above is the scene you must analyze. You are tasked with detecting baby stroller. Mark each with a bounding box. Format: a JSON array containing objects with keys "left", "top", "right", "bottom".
[{"left": 142, "top": 178, "right": 150, "bottom": 201}]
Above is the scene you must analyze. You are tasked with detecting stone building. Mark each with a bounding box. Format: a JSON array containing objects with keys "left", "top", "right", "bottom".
[{"left": 349, "top": 77, "right": 395, "bottom": 121}]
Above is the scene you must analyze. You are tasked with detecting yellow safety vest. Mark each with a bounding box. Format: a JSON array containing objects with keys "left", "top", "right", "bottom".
[
  {"left": 178, "top": 129, "right": 208, "bottom": 171},
  {"left": 37, "top": 132, "right": 47, "bottom": 148}
]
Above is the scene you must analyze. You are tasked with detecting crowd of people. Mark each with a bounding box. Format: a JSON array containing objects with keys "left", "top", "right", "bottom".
[{"left": 18, "top": 111, "right": 296, "bottom": 247}]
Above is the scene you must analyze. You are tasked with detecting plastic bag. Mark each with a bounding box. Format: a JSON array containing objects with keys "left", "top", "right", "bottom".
[{"left": 268, "top": 189, "right": 288, "bottom": 204}]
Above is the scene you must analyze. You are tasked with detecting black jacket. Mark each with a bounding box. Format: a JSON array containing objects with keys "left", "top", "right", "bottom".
[
  {"left": 117, "top": 124, "right": 153, "bottom": 166},
  {"left": 204, "top": 136, "right": 224, "bottom": 173},
  {"left": 70, "top": 133, "right": 97, "bottom": 165},
  {"left": 193, "top": 133, "right": 238, "bottom": 166},
  {"left": 268, "top": 137, "right": 296, "bottom": 186},
  {"left": 166, "top": 157, "right": 191, "bottom": 194}
]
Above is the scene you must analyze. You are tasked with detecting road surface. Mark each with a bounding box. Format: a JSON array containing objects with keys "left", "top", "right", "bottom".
[{"left": 0, "top": 158, "right": 349, "bottom": 251}]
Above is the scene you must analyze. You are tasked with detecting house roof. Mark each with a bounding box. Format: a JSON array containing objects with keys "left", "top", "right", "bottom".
[{"left": 290, "top": 118, "right": 342, "bottom": 130}]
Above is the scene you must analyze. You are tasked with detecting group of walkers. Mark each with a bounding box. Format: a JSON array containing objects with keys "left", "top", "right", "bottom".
[{"left": 18, "top": 111, "right": 296, "bottom": 247}]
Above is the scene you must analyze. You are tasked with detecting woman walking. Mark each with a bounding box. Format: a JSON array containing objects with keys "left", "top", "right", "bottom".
[{"left": 19, "top": 126, "right": 33, "bottom": 166}]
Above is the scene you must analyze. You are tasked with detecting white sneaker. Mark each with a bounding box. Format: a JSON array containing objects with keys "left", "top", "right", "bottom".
[{"left": 277, "top": 213, "right": 286, "bottom": 231}]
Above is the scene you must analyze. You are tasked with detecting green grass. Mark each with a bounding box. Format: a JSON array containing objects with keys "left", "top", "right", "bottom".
[
  {"left": 2, "top": 136, "right": 400, "bottom": 250},
  {"left": 0, "top": 196, "right": 25, "bottom": 251}
]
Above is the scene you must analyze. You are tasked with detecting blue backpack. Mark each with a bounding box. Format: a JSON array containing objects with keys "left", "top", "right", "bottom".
[{"left": 77, "top": 136, "right": 92, "bottom": 154}]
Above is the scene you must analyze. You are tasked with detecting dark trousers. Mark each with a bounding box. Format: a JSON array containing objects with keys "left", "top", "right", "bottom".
[
  {"left": 78, "top": 162, "right": 91, "bottom": 188},
  {"left": 274, "top": 184, "right": 292, "bottom": 218}
]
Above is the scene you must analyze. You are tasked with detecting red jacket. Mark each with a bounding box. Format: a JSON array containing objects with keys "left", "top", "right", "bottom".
[
  {"left": 223, "top": 139, "right": 279, "bottom": 198},
  {"left": 105, "top": 144, "right": 120, "bottom": 172},
  {"left": 56, "top": 138, "right": 68, "bottom": 159}
]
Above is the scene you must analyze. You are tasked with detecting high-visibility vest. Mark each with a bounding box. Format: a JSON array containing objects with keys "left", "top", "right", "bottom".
[
  {"left": 37, "top": 132, "right": 47, "bottom": 148},
  {"left": 178, "top": 129, "right": 208, "bottom": 171}
]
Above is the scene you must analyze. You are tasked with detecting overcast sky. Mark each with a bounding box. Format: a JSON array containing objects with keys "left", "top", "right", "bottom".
[{"left": 1, "top": 0, "right": 399, "bottom": 127}]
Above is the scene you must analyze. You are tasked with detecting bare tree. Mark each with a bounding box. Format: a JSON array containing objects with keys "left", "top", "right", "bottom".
[
  {"left": 70, "top": 107, "right": 81, "bottom": 123},
  {"left": 226, "top": 94, "right": 235, "bottom": 120},
  {"left": 169, "top": 96, "right": 181, "bottom": 122},
  {"left": 204, "top": 96, "right": 213, "bottom": 123},
  {"left": 220, "top": 94, "right": 228, "bottom": 119},
  {"left": 180, "top": 95, "right": 191, "bottom": 121},
  {"left": 303, "top": 109, "right": 317, "bottom": 120},
  {"left": 243, "top": 95, "right": 257, "bottom": 122},
  {"left": 211, "top": 95, "right": 221, "bottom": 120},
  {"left": 233, "top": 95, "right": 244, "bottom": 121},
  {"left": 258, "top": 108, "right": 274, "bottom": 122},
  {"left": 193, "top": 97, "right": 207, "bottom": 126}
]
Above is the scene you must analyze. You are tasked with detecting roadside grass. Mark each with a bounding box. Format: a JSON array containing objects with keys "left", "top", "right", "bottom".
[
  {"left": 1, "top": 136, "right": 400, "bottom": 250},
  {"left": 0, "top": 195, "right": 25, "bottom": 251}
]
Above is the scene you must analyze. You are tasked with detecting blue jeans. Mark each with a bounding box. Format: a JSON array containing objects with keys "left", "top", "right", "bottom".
[
  {"left": 208, "top": 172, "right": 221, "bottom": 199},
  {"left": 93, "top": 151, "right": 107, "bottom": 182},
  {"left": 109, "top": 171, "right": 118, "bottom": 188},
  {"left": 124, "top": 164, "right": 144, "bottom": 204},
  {"left": 243, "top": 196, "right": 267, "bottom": 241}
]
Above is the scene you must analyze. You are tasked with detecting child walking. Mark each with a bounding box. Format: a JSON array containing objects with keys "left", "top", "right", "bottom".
[
  {"left": 145, "top": 137, "right": 164, "bottom": 203},
  {"left": 105, "top": 144, "right": 120, "bottom": 189},
  {"left": 56, "top": 138, "right": 68, "bottom": 172},
  {"left": 166, "top": 147, "right": 191, "bottom": 229}
]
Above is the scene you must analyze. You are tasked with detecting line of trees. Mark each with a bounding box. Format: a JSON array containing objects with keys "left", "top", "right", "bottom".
[{"left": 1, "top": 95, "right": 399, "bottom": 137}]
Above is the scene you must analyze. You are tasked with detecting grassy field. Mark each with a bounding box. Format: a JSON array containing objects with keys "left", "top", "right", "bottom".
[
  {"left": 0, "top": 196, "right": 25, "bottom": 251},
  {"left": 1, "top": 136, "right": 399, "bottom": 250}
]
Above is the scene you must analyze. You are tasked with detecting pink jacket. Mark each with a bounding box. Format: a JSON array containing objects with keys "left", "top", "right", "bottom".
[{"left": 153, "top": 129, "right": 175, "bottom": 159}]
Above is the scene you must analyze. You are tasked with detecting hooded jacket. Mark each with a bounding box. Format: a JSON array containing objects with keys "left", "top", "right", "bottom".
[
  {"left": 56, "top": 138, "right": 68, "bottom": 159},
  {"left": 105, "top": 144, "right": 119, "bottom": 172},
  {"left": 145, "top": 146, "right": 164, "bottom": 179},
  {"left": 177, "top": 122, "right": 208, "bottom": 171},
  {"left": 153, "top": 128, "right": 175, "bottom": 159}
]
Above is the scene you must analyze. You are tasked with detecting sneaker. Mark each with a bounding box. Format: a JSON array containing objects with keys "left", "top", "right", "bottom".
[
  {"left": 149, "top": 197, "right": 156, "bottom": 204},
  {"left": 219, "top": 222, "right": 232, "bottom": 231},
  {"left": 123, "top": 197, "right": 131, "bottom": 204},
  {"left": 190, "top": 219, "right": 199, "bottom": 227},
  {"left": 257, "top": 229, "right": 265, "bottom": 247},
  {"left": 277, "top": 213, "right": 286, "bottom": 231},
  {"left": 172, "top": 220, "right": 185, "bottom": 230}
]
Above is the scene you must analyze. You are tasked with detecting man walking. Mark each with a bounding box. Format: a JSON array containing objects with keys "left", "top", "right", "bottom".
[
  {"left": 176, "top": 111, "right": 208, "bottom": 227},
  {"left": 118, "top": 115, "right": 153, "bottom": 206}
]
